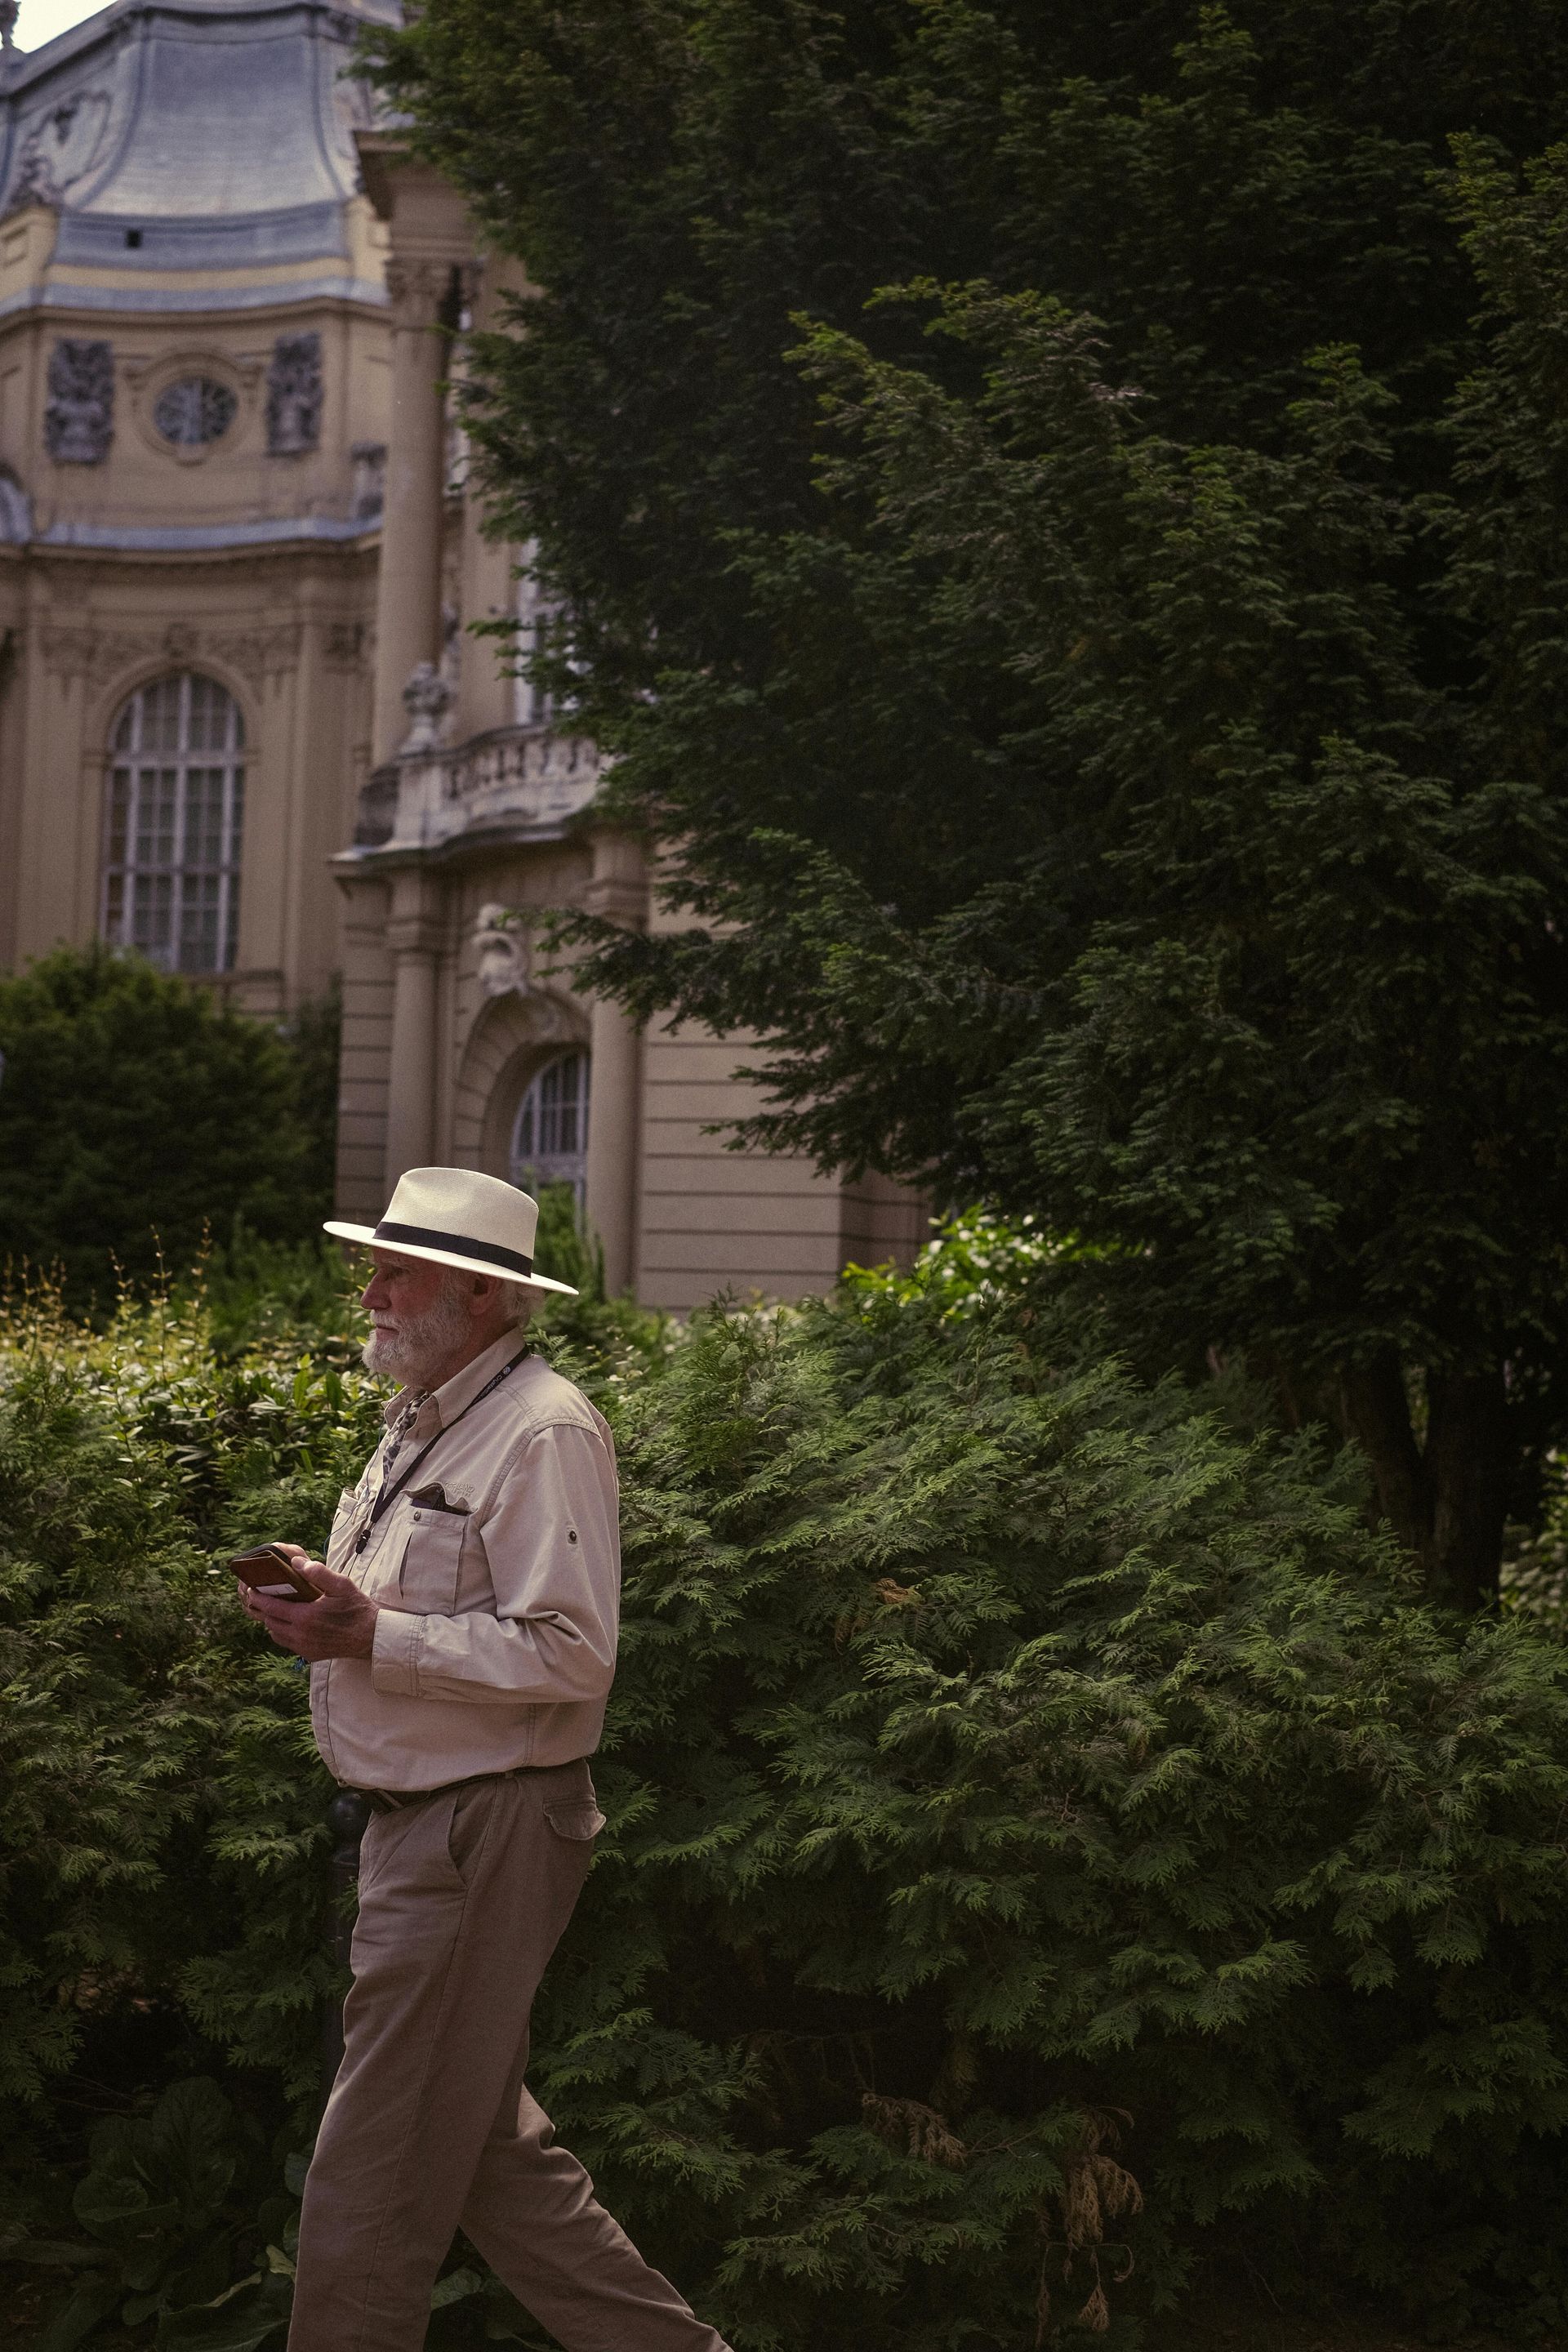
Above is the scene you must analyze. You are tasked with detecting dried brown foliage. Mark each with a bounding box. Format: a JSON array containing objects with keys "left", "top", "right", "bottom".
[{"left": 1036, "top": 2109, "right": 1143, "bottom": 2341}]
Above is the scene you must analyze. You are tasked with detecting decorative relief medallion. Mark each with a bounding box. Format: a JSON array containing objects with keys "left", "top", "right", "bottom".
[
  {"left": 44, "top": 338, "right": 114, "bottom": 464},
  {"left": 2, "top": 87, "right": 112, "bottom": 218},
  {"left": 266, "top": 331, "right": 322, "bottom": 455}
]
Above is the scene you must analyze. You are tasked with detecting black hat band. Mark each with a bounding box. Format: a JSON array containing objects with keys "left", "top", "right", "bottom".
[{"left": 372, "top": 1220, "right": 535, "bottom": 1279}]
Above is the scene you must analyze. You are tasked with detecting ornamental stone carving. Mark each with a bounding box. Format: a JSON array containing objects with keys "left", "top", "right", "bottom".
[
  {"left": 45, "top": 338, "right": 114, "bottom": 463},
  {"left": 40, "top": 624, "right": 161, "bottom": 678},
  {"left": 384, "top": 256, "right": 452, "bottom": 326},
  {"left": 3, "top": 88, "right": 112, "bottom": 216},
  {"left": 0, "top": 466, "right": 30, "bottom": 543},
  {"left": 473, "top": 904, "right": 531, "bottom": 1000},
  {"left": 37, "top": 619, "right": 301, "bottom": 688},
  {"left": 323, "top": 619, "right": 366, "bottom": 666},
  {"left": 265, "top": 329, "right": 323, "bottom": 455},
  {"left": 399, "top": 659, "right": 452, "bottom": 754},
  {"left": 350, "top": 440, "right": 385, "bottom": 522},
  {"left": 8, "top": 147, "right": 60, "bottom": 209},
  {"left": 204, "top": 623, "right": 303, "bottom": 686}
]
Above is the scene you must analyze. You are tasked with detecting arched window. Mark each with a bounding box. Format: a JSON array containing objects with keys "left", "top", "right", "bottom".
[
  {"left": 102, "top": 671, "right": 246, "bottom": 973},
  {"left": 510, "top": 1049, "right": 590, "bottom": 1204}
]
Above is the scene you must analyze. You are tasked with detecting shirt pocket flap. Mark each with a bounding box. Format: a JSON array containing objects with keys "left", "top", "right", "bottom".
[
  {"left": 326, "top": 1487, "right": 361, "bottom": 1574},
  {"left": 545, "top": 1802, "right": 607, "bottom": 1842},
  {"left": 397, "top": 1510, "right": 468, "bottom": 1614}
]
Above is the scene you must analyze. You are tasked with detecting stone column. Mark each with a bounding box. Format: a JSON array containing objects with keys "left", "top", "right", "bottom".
[
  {"left": 372, "top": 257, "right": 451, "bottom": 768},
  {"left": 331, "top": 871, "right": 394, "bottom": 1220},
  {"left": 583, "top": 833, "right": 646, "bottom": 1295},
  {"left": 383, "top": 874, "right": 443, "bottom": 1186}
]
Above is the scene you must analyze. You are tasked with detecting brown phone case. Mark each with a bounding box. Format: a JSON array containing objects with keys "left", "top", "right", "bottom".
[{"left": 229, "top": 1544, "right": 318, "bottom": 1602}]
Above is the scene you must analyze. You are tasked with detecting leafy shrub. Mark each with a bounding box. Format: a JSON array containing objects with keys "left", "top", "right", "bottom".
[
  {"left": 0, "top": 947, "right": 335, "bottom": 1307},
  {"left": 3, "top": 1245, "right": 1568, "bottom": 2345},
  {"left": 1503, "top": 1451, "right": 1568, "bottom": 1635},
  {"left": 11, "top": 2078, "right": 296, "bottom": 2352}
]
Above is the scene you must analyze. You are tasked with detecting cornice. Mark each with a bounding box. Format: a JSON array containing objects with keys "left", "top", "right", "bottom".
[
  {"left": 0, "top": 279, "right": 388, "bottom": 327},
  {"left": 14, "top": 529, "right": 378, "bottom": 572}
]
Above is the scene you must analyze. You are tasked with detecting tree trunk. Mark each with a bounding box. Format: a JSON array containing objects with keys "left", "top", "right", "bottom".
[
  {"left": 1337, "top": 1355, "right": 1505, "bottom": 1611},
  {"left": 1423, "top": 1369, "right": 1507, "bottom": 1613},
  {"left": 1338, "top": 1353, "right": 1428, "bottom": 1554}
]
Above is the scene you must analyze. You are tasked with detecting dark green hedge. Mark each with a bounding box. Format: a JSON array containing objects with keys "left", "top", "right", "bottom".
[
  {"left": 0, "top": 947, "right": 336, "bottom": 1306},
  {"left": 3, "top": 1242, "right": 1568, "bottom": 2346}
]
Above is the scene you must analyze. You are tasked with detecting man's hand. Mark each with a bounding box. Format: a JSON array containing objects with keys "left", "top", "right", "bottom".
[{"left": 238, "top": 1544, "right": 380, "bottom": 1661}]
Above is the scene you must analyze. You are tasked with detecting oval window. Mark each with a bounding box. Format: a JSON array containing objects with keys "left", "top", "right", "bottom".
[{"left": 153, "top": 376, "right": 237, "bottom": 447}]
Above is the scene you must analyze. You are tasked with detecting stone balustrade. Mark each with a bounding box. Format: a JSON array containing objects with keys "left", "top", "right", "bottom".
[{"left": 354, "top": 723, "right": 604, "bottom": 855}]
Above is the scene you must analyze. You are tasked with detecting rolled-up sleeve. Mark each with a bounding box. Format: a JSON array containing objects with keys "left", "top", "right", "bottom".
[{"left": 369, "top": 1420, "right": 620, "bottom": 1706}]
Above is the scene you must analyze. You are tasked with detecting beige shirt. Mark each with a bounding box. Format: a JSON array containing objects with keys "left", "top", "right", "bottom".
[{"left": 310, "top": 1331, "right": 620, "bottom": 1793}]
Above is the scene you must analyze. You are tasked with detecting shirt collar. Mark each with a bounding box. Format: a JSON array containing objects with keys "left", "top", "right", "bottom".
[{"left": 379, "top": 1325, "right": 530, "bottom": 1432}]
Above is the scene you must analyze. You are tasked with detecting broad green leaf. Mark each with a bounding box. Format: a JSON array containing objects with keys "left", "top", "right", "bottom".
[
  {"left": 74, "top": 2180, "right": 181, "bottom": 2250},
  {"left": 137, "top": 2079, "right": 241, "bottom": 2232},
  {"left": 430, "top": 2265, "right": 483, "bottom": 2310},
  {"left": 157, "top": 2283, "right": 289, "bottom": 2352},
  {"left": 2, "top": 2238, "right": 111, "bottom": 2269},
  {"left": 37, "top": 2273, "right": 123, "bottom": 2352}
]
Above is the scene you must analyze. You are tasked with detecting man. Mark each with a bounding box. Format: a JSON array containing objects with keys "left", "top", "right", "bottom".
[{"left": 240, "top": 1166, "right": 732, "bottom": 2352}]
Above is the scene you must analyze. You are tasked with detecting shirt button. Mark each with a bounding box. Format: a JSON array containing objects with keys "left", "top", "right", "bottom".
[
  {"left": 568, "top": 1530, "right": 578, "bottom": 1544},
  {"left": 411, "top": 1510, "right": 422, "bottom": 1523}
]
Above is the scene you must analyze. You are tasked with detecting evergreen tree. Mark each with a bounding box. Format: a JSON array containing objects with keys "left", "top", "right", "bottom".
[{"left": 373, "top": 2, "right": 1568, "bottom": 1603}]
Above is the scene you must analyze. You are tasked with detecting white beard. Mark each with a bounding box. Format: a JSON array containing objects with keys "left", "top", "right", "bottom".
[{"left": 362, "top": 1276, "right": 474, "bottom": 1389}]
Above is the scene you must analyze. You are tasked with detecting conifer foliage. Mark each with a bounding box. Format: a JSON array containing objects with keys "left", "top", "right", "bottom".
[
  {"left": 368, "top": 0, "right": 1568, "bottom": 1610},
  {"left": 4, "top": 1251, "right": 1568, "bottom": 2342}
]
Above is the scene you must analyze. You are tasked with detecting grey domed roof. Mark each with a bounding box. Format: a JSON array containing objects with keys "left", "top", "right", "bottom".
[{"left": 0, "top": 0, "right": 398, "bottom": 297}]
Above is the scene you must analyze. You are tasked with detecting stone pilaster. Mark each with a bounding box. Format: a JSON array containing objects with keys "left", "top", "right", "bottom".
[
  {"left": 383, "top": 871, "right": 446, "bottom": 1187},
  {"left": 356, "top": 135, "right": 474, "bottom": 767},
  {"left": 582, "top": 832, "right": 646, "bottom": 1295},
  {"left": 372, "top": 255, "right": 452, "bottom": 767}
]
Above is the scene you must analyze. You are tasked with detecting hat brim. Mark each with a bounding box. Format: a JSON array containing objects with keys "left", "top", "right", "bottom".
[{"left": 323, "top": 1221, "right": 579, "bottom": 1298}]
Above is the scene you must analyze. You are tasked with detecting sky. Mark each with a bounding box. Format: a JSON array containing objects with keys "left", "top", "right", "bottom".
[{"left": 14, "top": 0, "right": 111, "bottom": 51}]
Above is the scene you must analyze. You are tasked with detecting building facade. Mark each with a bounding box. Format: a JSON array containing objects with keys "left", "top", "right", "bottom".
[{"left": 0, "top": 0, "right": 923, "bottom": 1307}]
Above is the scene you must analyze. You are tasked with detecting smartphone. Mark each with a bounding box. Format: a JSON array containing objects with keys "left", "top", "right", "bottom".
[{"left": 229, "top": 1544, "right": 318, "bottom": 1603}]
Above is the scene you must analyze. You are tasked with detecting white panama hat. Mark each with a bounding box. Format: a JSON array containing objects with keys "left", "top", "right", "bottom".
[{"left": 324, "top": 1166, "right": 578, "bottom": 1297}]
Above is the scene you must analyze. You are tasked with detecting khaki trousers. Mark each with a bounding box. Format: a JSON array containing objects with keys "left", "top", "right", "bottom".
[{"left": 288, "top": 1760, "right": 730, "bottom": 2352}]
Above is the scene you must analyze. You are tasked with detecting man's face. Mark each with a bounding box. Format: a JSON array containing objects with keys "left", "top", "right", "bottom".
[{"left": 360, "top": 1251, "right": 476, "bottom": 1387}]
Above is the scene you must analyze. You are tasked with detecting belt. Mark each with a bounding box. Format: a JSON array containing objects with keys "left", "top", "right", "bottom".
[{"left": 350, "top": 1763, "right": 550, "bottom": 1815}]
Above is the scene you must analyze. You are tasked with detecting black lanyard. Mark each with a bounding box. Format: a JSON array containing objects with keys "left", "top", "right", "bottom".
[{"left": 354, "top": 1345, "right": 531, "bottom": 1557}]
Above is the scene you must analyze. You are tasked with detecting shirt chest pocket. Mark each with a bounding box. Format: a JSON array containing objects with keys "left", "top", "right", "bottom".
[
  {"left": 327, "top": 1486, "right": 367, "bottom": 1575},
  {"left": 396, "top": 1508, "right": 469, "bottom": 1615}
]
